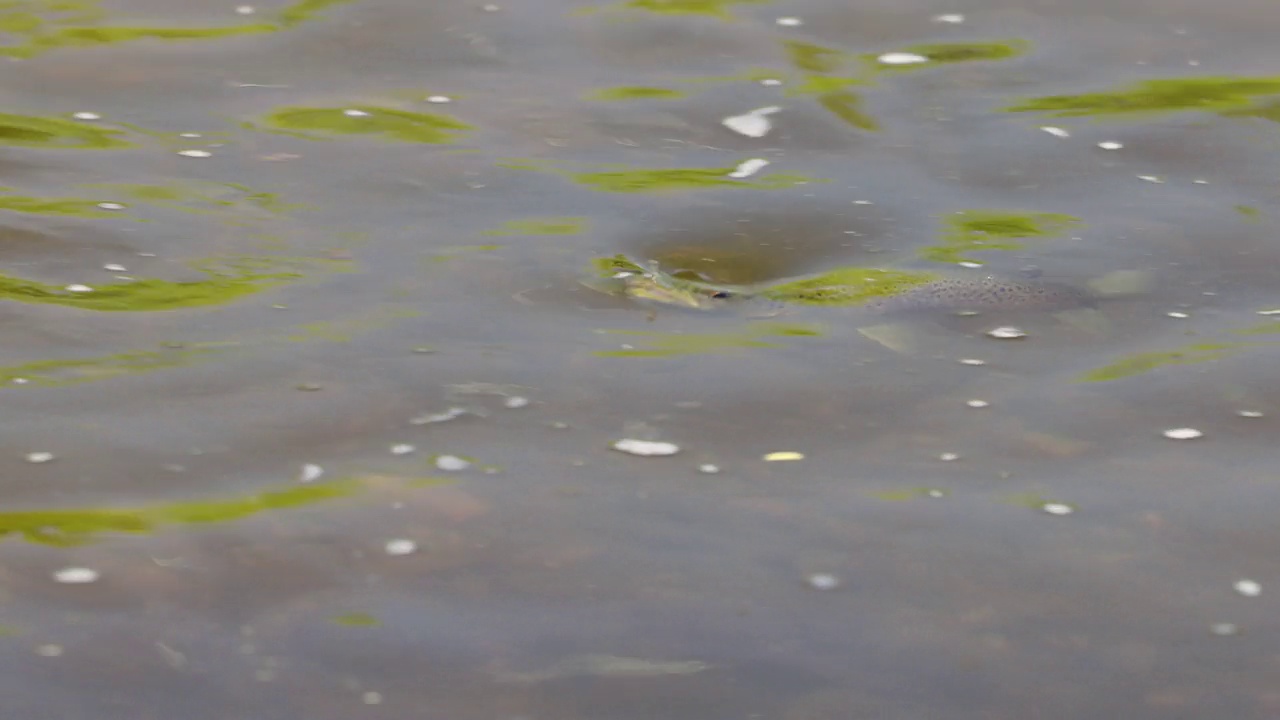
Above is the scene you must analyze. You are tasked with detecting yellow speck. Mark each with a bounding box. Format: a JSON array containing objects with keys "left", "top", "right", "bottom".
[{"left": 763, "top": 451, "right": 805, "bottom": 462}]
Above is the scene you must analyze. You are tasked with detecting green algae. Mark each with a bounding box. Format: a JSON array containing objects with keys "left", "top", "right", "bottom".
[
  {"left": 617, "top": 0, "right": 771, "bottom": 18},
  {"left": 0, "top": 256, "right": 338, "bottom": 312},
  {"left": 921, "top": 210, "right": 1080, "bottom": 264},
  {"left": 870, "top": 40, "right": 1027, "bottom": 70},
  {"left": 816, "top": 91, "right": 880, "bottom": 131},
  {"left": 570, "top": 166, "right": 815, "bottom": 193},
  {"left": 485, "top": 217, "right": 587, "bottom": 236},
  {"left": 84, "top": 181, "right": 303, "bottom": 216},
  {"left": 0, "top": 345, "right": 227, "bottom": 387},
  {"left": 784, "top": 40, "right": 846, "bottom": 74},
  {"left": 0, "top": 193, "right": 123, "bottom": 217},
  {"left": 0, "top": 112, "right": 130, "bottom": 148},
  {"left": 331, "top": 613, "right": 381, "bottom": 627},
  {"left": 595, "top": 322, "right": 821, "bottom": 358},
  {"left": 1236, "top": 205, "right": 1262, "bottom": 221},
  {"left": 259, "top": 105, "right": 472, "bottom": 144},
  {"left": 0, "top": 479, "right": 360, "bottom": 546},
  {"left": 0, "top": 0, "right": 356, "bottom": 58},
  {"left": 1006, "top": 75, "right": 1280, "bottom": 119},
  {"left": 1077, "top": 343, "right": 1245, "bottom": 382},
  {"left": 758, "top": 267, "right": 941, "bottom": 306},
  {"left": 870, "top": 487, "right": 948, "bottom": 501},
  {"left": 588, "top": 86, "right": 686, "bottom": 101}
]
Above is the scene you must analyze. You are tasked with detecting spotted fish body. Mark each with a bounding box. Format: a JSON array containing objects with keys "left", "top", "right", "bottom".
[{"left": 861, "top": 275, "right": 1089, "bottom": 314}]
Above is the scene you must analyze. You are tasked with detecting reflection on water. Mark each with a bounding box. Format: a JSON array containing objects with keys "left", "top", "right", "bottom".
[{"left": 2, "top": 0, "right": 1280, "bottom": 718}]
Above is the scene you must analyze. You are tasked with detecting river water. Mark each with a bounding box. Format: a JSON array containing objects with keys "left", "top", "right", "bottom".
[{"left": 1, "top": 0, "right": 1279, "bottom": 718}]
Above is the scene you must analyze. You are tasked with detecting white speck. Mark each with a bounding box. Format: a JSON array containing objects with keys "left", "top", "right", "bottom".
[
  {"left": 1210, "top": 622, "right": 1239, "bottom": 636},
  {"left": 12, "top": 378, "right": 28, "bottom": 384},
  {"left": 1166, "top": 311, "right": 1189, "bottom": 318},
  {"left": 299, "top": 464, "right": 324, "bottom": 483},
  {"left": 434, "top": 454, "right": 471, "bottom": 471},
  {"left": 986, "top": 326, "right": 1026, "bottom": 339},
  {"left": 613, "top": 439, "right": 681, "bottom": 456},
  {"left": 179, "top": 132, "right": 202, "bottom": 138},
  {"left": 763, "top": 451, "right": 804, "bottom": 462},
  {"left": 1237, "top": 410, "right": 1264, "bottom": 418},
  {"left": 932, "top": 13, "right": 965, "bottom": 23},
  {"left": 958, "top": 358, "right": 986, "bottom": 366},
  {"left": 410, "top": 407, "right": 468, "bottom": 425},
  {"left": 721, "top": 106, "right": 781, "bottom": 138},
  {"left": 1255, "top": 309, "right": 1280, "bottom": 316},
  {"left": 926, "top": 489, "right": 945, "bottom": 498},
  {"left": 760, "top": 78, "right": 783, "bottom": 86},
  {"left": 96, "top": 202, "right": 126, "bottom": 211},
  {"left": 503, "top": 395, "right": 529, "bottom": 409},
  {"left": 1098, "top": 141, "right": 1124, "bottom": 150},
  {"left": 384, "top": 539, "right": 417, "bottom": 556},
  {"left": 806, "top": 573, "right": 841, "bottom": 590},
  {"left": 138, "top": 252, "right": 158, "bottom": 257},
  {"left": 958, "top": 261, "right": 984, "bottom": 268},
  {"left": 72, "top": 111, "right": 101, "bottom": 120},
  {"left": 1163, "top": 427, "right": 1203, "bottom": 440},
  {"left": 1234, "top": 579, "right": 1261, "bottom": 597},
  {"left": 343, "top": 109, "right": 369, "bottom": 117},
  {"left": 727, "top": 158, "right": 770, "bottom": 178},
  {"left": 1040, "top": 126, "right": 1070, "bottom": 138},
  {"left": 878, "top": 52, "right": 929, "bottom": 65},
  {"left": 65, "top": 284, "right": 93, "bottom": 293},
  {"left": 235, "top": 5, "right": 255, "bottom": 14},
  {"left": 939, "top": 452, "right": 960, "bottom": 461},
  {"left": 1193, "top": 178, "right": 1208, "bottom": 184},
  {"left": 425, "top": 95, "right": 452, "bottom": 104},
  {"left": 697, "top": 463, "right": 721, "bottom": 474},
  {"left": 776, "top": 16, "right": 802, "bottom": 26},
  {"left": 36, "top": 644, "right": 63, "bottom": 657},
  {"left": 1188, "top": 60, "right": 1200, "bottom": 66},
  {"left": 853, "top": 200, "right": 873, "bottom": 205},
  {"left": 103, "top": 263, "right": 128, "bottom": 272},
  {"left": 390, "top": 444, "right": 416, "bottom": 455},
  {"left": 54, "top": 567, "right": 99, "bottom": 584},
  {"left": 26, "top": 452, "right": 55, "bottom": 463},
  {"left": 966, "top": 399, "right": 989, "bottom": 408},
  {"left": 481, "top": 3, "right": 500, "bottom": 10},
  {"left": 1041, "top": 502, "right": 1074, "bottom": 516},
  {"left": 177, "top": 149, "right": 212, "bottom": 158},
  {"left": 1138, "top": 175, "right": 1164, "bottom": 183},
  {"left": 362, "top": 691, "right": 383, "bottom": 705}
]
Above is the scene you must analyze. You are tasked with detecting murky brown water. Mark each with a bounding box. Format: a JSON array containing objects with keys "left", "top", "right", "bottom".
[{"left": 2, "top": 0, "right": 1280, "bottom": 717}]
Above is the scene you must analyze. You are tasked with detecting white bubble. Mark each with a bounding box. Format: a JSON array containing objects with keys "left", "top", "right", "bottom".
[
  {"left": 613, "top": 439, "right": 681, "bottom": 456},
  {"left": 697, "top": 463, "right": 721, "bottom": 474},
  {"left": 727, "top": 158, "right": 770, "bottom": 178},
  {"left": 1138, "top": 175, "right": 1164, "bottom": 183},
  {"left": 760, "top": 78, "right": 783, "bottom": 86},
  {"left": 1098, "top": 141, "right": 1124, "bottom": 150},
  {"left": 775, "top": 16, "right": 802, "bottom": 26},
  {"left": 958, "top": 261, "right": 984, "bottom": 268},
  {"left": 36, "top": 644, "right": 63, "bottom": 657},
  {"left": 958, "top": 358, "right": 987, "bottom": 366},
  {"left": 384, "top": 539, "right": 417, "bottom": 556},
  {"left": 103, "top": 263, "right": 128, "bottom": 272},
  {"left": 721, "top": 106, "right": 781, "bottom": 138},
  {"left": 434, "top": 454, "right": 471, "bottom": 471},
  {"left": 425, "top": 95, "right": 452, "bottom": 104},
  {"left": 932, "top": 13, "right": 965, "bottom": 23},
  {"left": 806, "top": 573, "right": 841, "bottom": 590},
  {"left": 178, "top": 133, "right": 202, "bottom": 139},
  {"left": 343, "top": 109, "right": 370, "bottom": 117},
  {"left": 300, "top": 464, "right": 324, "bottom": 483},
  {"left": 235, "top": 4, "right": 256, "bottom": 14},
  {"left": 1163, "top": 428, "right": 1203, "bottom": 440},
  {"left": 1234, "top": 579, "right": 1261, "bottom": 597},
  {"left": 939, "top": 452, "right": 960, "bottom": 461},
  {"left": 986, "top": 326, "right": 1027, "bottom": 339},
  {"left": 1167, "top": 311, "right": 1190, "bottom": 318},
  {"left": 53, "top": 567, "right": 99, "bottom": 584},
  {"left": 1237, "top": 410, "right": 1264, "bottom": 418},
  {"left": 177, "top": 149, "right": 212, "bottom": 158},
  {"left": 503, "top": 395, "right": 529, "bottom": 409},
  {"left": 878, "top": 52, "right": 929, "bottom": 65},
  {"left": 1041, "top": 503, "right": 1074, "bottom": 516},
  {"left": 25, "top": 452, "right": 55, "bottom": 464},
  {"left": 1040, "top": 126, "right": 1070, "bottom": 138},
  {"left": 965, "top": 399, "right": 989, "bottom": 408},
  {"left": 64, "top": 284, "right": 93, "bottom": 293},
  {"left": 1210, "top": 622, "right": 1239, "bottom": 636},
  {"left": 389, "top": 443, "right": 416, "bottom": 455},
  {"left": 72, "top": 111, "right": 101, "bottom": 120}
]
